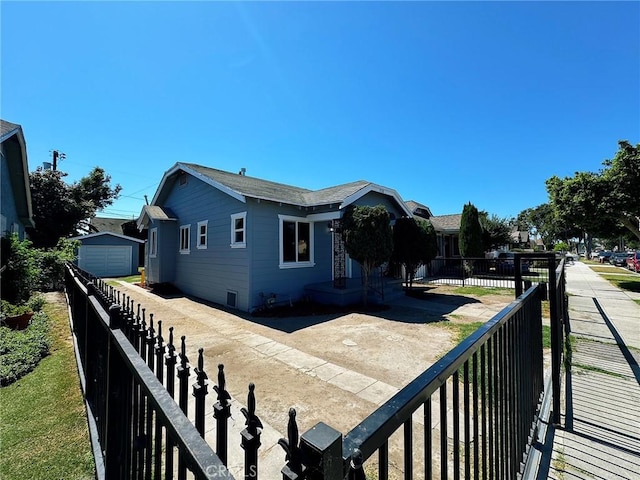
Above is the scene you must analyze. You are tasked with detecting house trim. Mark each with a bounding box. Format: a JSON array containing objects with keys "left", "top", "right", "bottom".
[{"left": 153, "top": 163, "right": 247, "bottom": 205}]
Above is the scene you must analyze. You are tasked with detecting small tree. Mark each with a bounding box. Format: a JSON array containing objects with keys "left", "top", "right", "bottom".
[
  {"left": 480, "top": 212, "right": 512, "bottom": 251},
  {"left": 341, "top": 205, "right": 393, "bottom": 306},
  {"left": 392, "top": 217, "right": 438, "bottom": 291}
]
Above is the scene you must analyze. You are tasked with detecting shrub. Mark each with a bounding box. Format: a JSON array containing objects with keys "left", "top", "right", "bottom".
[
  {"left": 0, "top": 311, "right": 51, "bottom": 386},
  {"left": 1, "top": 234, "right": 39, "bottom": 304},
  {"left": 1, "top": 234, "right": 78, "bottom": 303},
  {"left": 1, "top": 300, "right": 33, "bottom": 317}
]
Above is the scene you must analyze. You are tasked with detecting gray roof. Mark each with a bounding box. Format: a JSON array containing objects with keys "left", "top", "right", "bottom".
[
  {"left": 405, "top": 200, "right": 433, "bottom": 219},
  {"left": 0, "top": 119, "right": 21, "bottom": 141},
  {"left": 183, "top": 163, "right": 371, "bottom": 207},
  {"left": 430, "top": 213, "right": 462, "bottom": 232},
  {"left": 89, "top": 217, "right": 131, "bottom": 234},
  {"left": 142, "top": 205, "right": 176, "bottom": 221}
]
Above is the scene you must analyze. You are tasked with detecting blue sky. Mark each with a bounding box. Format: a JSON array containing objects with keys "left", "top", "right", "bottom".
[{"left": 2, "top": 1, "right": 639, "bottom": 220}]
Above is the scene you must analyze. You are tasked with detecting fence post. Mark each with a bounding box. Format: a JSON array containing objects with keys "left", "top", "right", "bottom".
[
  {"left": 280, "top": 408, "right": 306, "bottom": 480},
  {"left": 193, "top": 348, "right": 208, "bottom": 437},
  {"left": 299, "top": 422, "right": 343, "bottom": 480},
  {"left": 213, "top": 364, "right": 232, "bottom": 466},
  {"left": 241, "top": 383, "right": 263, "bottom": 479}
]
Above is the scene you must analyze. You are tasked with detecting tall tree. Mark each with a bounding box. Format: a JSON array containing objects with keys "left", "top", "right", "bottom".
[
  {"left": 546, "top": 172, "right": 618, "bottom": 255},
  {"left": 459, "top": 202, "right": 484, "bottom": 258},
  {"left": 602, "top": 140, "right": 640, "bottom": 240},
  {"left": 28, "top": 167, "right": 121, "bottom": 248},
  {"left": 341, "top": 205, "right": 393, "bottom": 306}
]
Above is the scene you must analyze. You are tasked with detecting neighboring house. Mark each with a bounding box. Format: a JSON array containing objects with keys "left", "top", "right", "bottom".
[
  {"left": 406, "top": 201, "right": 461, "bottom": 259},
  {"left": 0, "top": 120, "right": 34, "bottom": 240},
  {"left": 509, "top": 230, "right": 531, "bottom": 250},
  {"left": 137, "top": 163, "right": 411, "bottom": 312},
  {"left": 70, "top": 231, "right": 144, "bottom": 278},
  {"left": 88, "top": 216, "right": 134, "bottom": 235},
  {"left": 430, "top": 214, "right": 462, "bottom": 258}
]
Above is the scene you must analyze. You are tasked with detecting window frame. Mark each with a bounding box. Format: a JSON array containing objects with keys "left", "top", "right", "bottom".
[
  {"left": 149, "top": 228, "right": 158, "bottom": 258},
  {"left": 179, "top": 224, "right": 191, "bottom": 254},
  {"left": 197, "top": 221, "right": 208, "bottom": 249},
  {"left": 278, "top": 214, "right": 315, "bottom": 269},
  {"left": 230, "top": 212, "right": 247, "bottom": 248}
]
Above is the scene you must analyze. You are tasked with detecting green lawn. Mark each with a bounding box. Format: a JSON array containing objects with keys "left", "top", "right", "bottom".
[
  {"left": 452, "top": 286, "right": 513, "bottom": 297},
  {"left": 600, "top": 274, "right": 640, "bottom": 294},
  {"left": 0, "top": 298, "right": 95, "bottom": 480}
]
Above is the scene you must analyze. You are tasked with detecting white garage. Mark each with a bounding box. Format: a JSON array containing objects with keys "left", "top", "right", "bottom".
[{"left": 71, "top": 232, "right": 144, "bottom": 278}]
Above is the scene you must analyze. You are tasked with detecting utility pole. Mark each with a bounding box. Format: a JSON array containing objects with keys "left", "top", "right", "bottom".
[{"left": 52, "top": 150, "right": 66, "bottom": 171}]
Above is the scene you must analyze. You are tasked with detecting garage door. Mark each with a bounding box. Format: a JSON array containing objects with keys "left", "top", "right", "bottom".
[{"left": 78, "top": 245, "right": 132, "bottom": 277}]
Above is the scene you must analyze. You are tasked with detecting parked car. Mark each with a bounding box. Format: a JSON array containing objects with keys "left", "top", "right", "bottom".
[
  {"left": 627, "top": 251, "right": 640, "bottom": 273},
  {"left": 495, "top": 252, "right": 530, "bottom": 273},
  {"left": 597, "top": 251, "right": 613, "bottom": 263},
  {"left": 610, "top": 252, "right": 633, "bottom": 267}
]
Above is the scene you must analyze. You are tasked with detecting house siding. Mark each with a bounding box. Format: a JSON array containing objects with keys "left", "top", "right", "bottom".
[
  {"left": 159, "top": 175, "right": 251, "bottom": 311},
  {"left": 246, "top": 200, "right": 335, "bottom": 311},
  {"left": 0, "top": 151, "right": 25, "bottom": 239},
  {"left": 147, "top": 221, "right": 178, "bottom": 284}
]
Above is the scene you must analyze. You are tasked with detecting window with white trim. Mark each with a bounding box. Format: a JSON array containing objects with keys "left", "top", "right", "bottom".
[
  {"left": 230, "top": 212, "right": 246, "bottom": 248},
  {"left": 197, "top": 221, "right": 208, "bottom": 249},
  {"left": 149, "top": 228, "right": 158, "bottom": 257},
  {"left": 179, "top": 225, "right": 190, "bottom": 253},
  {"left": 279, "top": 215, "right": 314, "bottom": 268}
]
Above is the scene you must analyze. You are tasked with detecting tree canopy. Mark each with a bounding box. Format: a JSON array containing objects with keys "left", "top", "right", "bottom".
[
  {"left": 341, "top": 205, "right": 393, "bottom": 305},
  {"left": 479, "top": 212, "right": 511, "bottom": 251},
  {"left": 544, "top": 141, "right": 639, "bottom": 253},
  {"left": 392, "top": 216, "right": 437, "bottom": 291},
  {"left": 28, "top": 167, "right": 122, "bottom": 248}
]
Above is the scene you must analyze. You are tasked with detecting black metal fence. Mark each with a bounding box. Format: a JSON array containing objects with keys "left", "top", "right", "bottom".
[
  {"left": 418, "top": 255, "right": 559, "bottom": 289},
  {"left": 66, "top": 256, "right": 565, "bottom": 479},
  {"left": 66, "top": 264, "right": 236, "bottom": 479}
]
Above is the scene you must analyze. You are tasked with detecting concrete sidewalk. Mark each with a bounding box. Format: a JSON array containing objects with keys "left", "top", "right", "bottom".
[{"left": 536, "top": 261, "right": 640, "bottom": 479}]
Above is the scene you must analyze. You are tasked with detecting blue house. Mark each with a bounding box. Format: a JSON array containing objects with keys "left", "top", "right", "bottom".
[
  {"left": 1, "top": 120, "right": 34, "bottom": 240},
  {"left": 137, "top": 163, "right": 411, "bottom": 312}
]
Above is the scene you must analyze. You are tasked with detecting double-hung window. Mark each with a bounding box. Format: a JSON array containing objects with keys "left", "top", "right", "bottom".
[
  {"left": 279, "top": 215, "right": 314, "bottom": 268},
  {"left": 149, "top": 228, "right": 158, "bottom": 257},
  {"left": 230, "top": 212, "right": 246, "bottom": 248},
  {"left": 197, "top": 221, "right": 208, "bottom": 249},
  {"left": 179, "top": 225, "right": 190, "bottom": 254}
]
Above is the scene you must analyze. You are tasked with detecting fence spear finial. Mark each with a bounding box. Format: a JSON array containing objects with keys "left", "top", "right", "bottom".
[
  {"left": 195, "top": 348, "right": 208, "bottom": 386},
  {"left": 213, "top": 364, "right": 231, "bottom": 406},
  {"left": 241, "top": 383, "right": 263, "bottom": 435},
  {"left": 180, "top": 335, "right": 189, "bottom": 366},
  {"left": 278, "top": 408, "right": 300, "bottom": 464}
]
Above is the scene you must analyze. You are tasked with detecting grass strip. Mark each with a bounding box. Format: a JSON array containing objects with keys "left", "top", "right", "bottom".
[
  {"left": 0, "top": 296, "right": 95, "bottom": 480},
  {"left": 600, "top": 274, "right": 640, "bottom": 294}
]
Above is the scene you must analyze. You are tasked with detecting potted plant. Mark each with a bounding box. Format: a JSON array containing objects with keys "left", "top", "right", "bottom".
[{"left": 0, "top": 300, "right": 34, "bottom": 330}]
